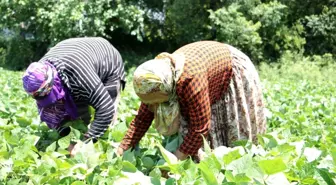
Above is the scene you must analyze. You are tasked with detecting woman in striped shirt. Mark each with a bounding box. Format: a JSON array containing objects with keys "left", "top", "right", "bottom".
[
  {"left": 118, "top": 41, "right": 266, "bottom": 160},
  {"left": 22, "top": 37, "right": 125, "bottom": 156}
]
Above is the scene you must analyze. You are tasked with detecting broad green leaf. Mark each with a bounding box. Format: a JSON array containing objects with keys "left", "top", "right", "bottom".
[
  {"left": 235, "top": 173, "right": 251, "bottom": 183},
  {"left": 227, "top": 154, "right": 253, "bottom": 175},
  {"left": 150, "top": 177, "right": 162, "bottom": 185},
  {"left": 71, "top": 181, "right": 86, "bottom": 185},
  {"left": 198, "top": 161, "right": 219, "bottom": 185},
  {"left": 164, "top": 136, "right": 179, "bottom": 152},
  {"left": 277, "top": 143, "right": 295, "bottom": 153},
  {"left": 122, "top": 148, "right": 136, "bottom": 164},
  {"left": 6, "top": 179, "right": 21, "bottom": 185},
  {"left": 71, "top": 127, "right": 82, "bottom": 140},
  {"left": 111, "top": 122, "right": 127, "bottom": 142},
  {"left": 301, "top": 177, "right": 317, "bottom": 184},
  {"left": 58, "top": 134, "right": 71, "bottom": 149},
  {"left": 223, "top": 149, "right": 242, "bottom": 166},
  {"left": 149, "top": 168, "right": 162, "bottom": 179},
  {"left": 316, "top": 168, "right": 336, "bottom": 185},
  {"left": 258, "top": 134, "right": 278, "bottom": 149},
  {"left": 16, "top": 117, "right": 31, "bottom": 127},
  {"left": 181, "top": 160, "right": 199, "bottom": 184},
  {"left": 142, "top": 156, "right": 155, "bottom": 169},
  {"left": 202, "top": 134, "right": 212, "bottom": 154},
  {"left": 225, "top": 170, "right": 235, "bottom": 182},
  {"left": 46, "top": 141, "right": 57, "bottom": 152},
  {"left": 258, "top": 158, "right": 287, "bottom": 175},
  {"left": 122, "top": 161, "right": 137, "bottom": 173},
  {"left": 157, "top": 143, "right": 178, "bottom": 165},
  {"left": 165, "top": 178, "right": 176, "bottom": 185}
]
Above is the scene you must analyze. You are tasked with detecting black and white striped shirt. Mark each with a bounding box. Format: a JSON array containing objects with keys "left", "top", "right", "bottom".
[{"left": 39, "top": 37, "right": 125, "bottom": 139}]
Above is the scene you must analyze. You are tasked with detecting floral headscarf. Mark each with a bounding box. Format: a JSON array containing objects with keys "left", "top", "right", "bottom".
[
  {"left": 22, "top": 61, "right": 78, "bottom": 129},
  {"left": 133, "top": 52, "right": 185, "bottom": 136}
]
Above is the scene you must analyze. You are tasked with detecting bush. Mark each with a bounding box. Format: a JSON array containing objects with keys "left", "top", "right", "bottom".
[
  {"left": 209, "top": 4, "right": 263, "bottom": 62},
  {"left": 3, "top": 37, "right": 34, "bottom": 70},
  {"left": 304, "top": 7, "right": 336, "bottom": 55},
  {"left": 250, "top": 1, "right": 306, "bottom": 59}
]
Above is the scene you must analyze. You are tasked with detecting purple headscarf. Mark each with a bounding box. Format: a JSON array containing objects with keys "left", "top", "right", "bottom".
[{"left": 22, "top": 61, "right": 78, "bottom": 129}]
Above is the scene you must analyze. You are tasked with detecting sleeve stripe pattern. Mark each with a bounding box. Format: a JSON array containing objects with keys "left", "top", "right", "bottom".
[{"left": 39, "top": 37, "right": 126, "bottom": 138}]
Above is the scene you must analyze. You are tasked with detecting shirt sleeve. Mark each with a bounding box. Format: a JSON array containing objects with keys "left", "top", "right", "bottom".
[
  {"left": 119, "top": 103, "right": 154, "bottom": 151},
  {"left": 64, "top": 61, "right": 117, "bottom": 139},
  {"left": 177, "top": 74, "right": 211, "bottom": 156},
  {"left": 85, "top": 81, "right": 117, "bottom": 139}
]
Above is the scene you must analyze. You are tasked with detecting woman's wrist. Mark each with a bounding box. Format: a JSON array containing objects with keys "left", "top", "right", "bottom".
[{"left": 174, "top": 149, "right": 188, "bottom": 160}]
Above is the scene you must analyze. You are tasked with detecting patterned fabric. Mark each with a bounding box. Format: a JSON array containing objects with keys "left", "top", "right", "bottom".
[
  {"left": 23, "top": 62, "right": 55, "bottom": 97},
  {"left": 132, "top": 53, "right": 185, "bottom": 136},
  {"left": 23, "top": 61, "right": 78, "bottom": 129},
  {"left": 133, "top": 58, "right": 173, "bottom": 96},
  {"left": 179, "top": 44, "right": 266, "bottom": 156},
  {"left": 120, "top": 41, "right": 233, "bottom": 155},
  {"left": 120, "top": 103, "right": 154, "bottom": 149},
  {"left": 39, "top": 99, "right": 70, "bottom": 129},
  {"left": 38, "top": 37, "right": 125, "bottom": 139}
]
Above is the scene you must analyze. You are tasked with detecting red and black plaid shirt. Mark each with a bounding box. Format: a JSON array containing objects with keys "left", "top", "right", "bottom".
[{"left": 120, "top": 41, "right": 233, "bottom": 155}]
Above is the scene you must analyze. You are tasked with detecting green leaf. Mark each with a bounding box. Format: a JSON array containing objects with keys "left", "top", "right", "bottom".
[
  {"left": 142, "top": 156, "right": 155, "bottom": 169},
  {"left": 46, "top": 141, "right": 57, "bottom": 152},
  {"left": 111, "top": 122, "right": 127, "bottom": 142},
  {"left": 6, "top": 179, "right": 21, "bottom": 185},
  {"left": 58, "top": 134, "right": 71, "bottom": 149},
  {"left": 223, "top": 149, "right": 242, "bottom": 165},
  {"left": 258, "top": 134, "right": 278, "bottom": 149},
  {"left": 16, "top": 117, "right": 31, "bottom": 127},
  {"left": 225, "top": 170, "right": 235, "bottom": 182},
  {"left": 301, "top": 177, "right": 317, "bottom": 184},
  {"left": 227, "top": 154, "right": 253, "bottom": 175},
  {"left": 150, "top": 177, "right": 162, "bottom": 185},
  {"left": 122, "top": 161, "right": 137, "bottom": 173},
  {"left": 258, "top": 158, "right": 287, "bottom": 175},
  {"left": 198, "top": 161, "right": 219, "bottom": 185},
  {"left": 202, "top": 134, "right": 211, "bottom": 154},
  {"left": 165, "top": 178, "right": 176, "bottom": 185},
  {"left": 71, "top": 181, "right": 86, "bottom": 185},
  {"left": 157, "top": 143, "right": 178, "bottom": 165},
  {"left": 122, "top": 148, "right": 136, "bottom": 164},
  {"left": 164, "top": 136, "right": 179, "bottom": 152},
  {"left": 149, "top": 168, "right": 162, "bottom": 179},
  {"left": 316, "top": 168, "right": 336, "bottom": 185},
  {"left": 235, "top": 173, "right": 251, "bottom": 183}
]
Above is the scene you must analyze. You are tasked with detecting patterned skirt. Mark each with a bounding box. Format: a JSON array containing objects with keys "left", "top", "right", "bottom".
[{"left": 179, "top": 44, "right": 266, "bottom": 152}]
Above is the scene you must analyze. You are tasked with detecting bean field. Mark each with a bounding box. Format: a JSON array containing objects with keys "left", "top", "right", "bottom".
[{"left": 0, "top": 57, "right": 335, "bottom": 185}]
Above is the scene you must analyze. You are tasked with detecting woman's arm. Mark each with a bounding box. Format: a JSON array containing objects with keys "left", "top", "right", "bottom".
[
  {"left": 119, "top": 103, "right": 154, "bottom": 151},
  {"left": 177, "top": 74, "right": 211, "bottom": 156}
]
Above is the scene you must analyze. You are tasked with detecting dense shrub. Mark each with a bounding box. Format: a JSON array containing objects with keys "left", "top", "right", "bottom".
[{"left": 0, "top": 0, "right": 334, "bottom": 69}]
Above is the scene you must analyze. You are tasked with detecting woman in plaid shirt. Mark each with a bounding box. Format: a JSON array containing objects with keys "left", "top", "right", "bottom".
[{"left": 118, "top": 41, "right": 266, "bottom": 160}]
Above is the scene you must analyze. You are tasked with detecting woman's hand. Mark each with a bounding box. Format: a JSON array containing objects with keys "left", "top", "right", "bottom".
[
  {"left": 116, "top": 147, "right": 124, "bottom": 157},
  {"left": 174, "top": 149, "right": 188, "bottom": 160},
  {"left": 68, "top": 143, "right": 80, "bottom": 157}
]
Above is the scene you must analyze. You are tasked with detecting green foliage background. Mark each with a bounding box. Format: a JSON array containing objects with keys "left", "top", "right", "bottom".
[{"left": 0, "top": 0, "right": 335, "bottom": 69}]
